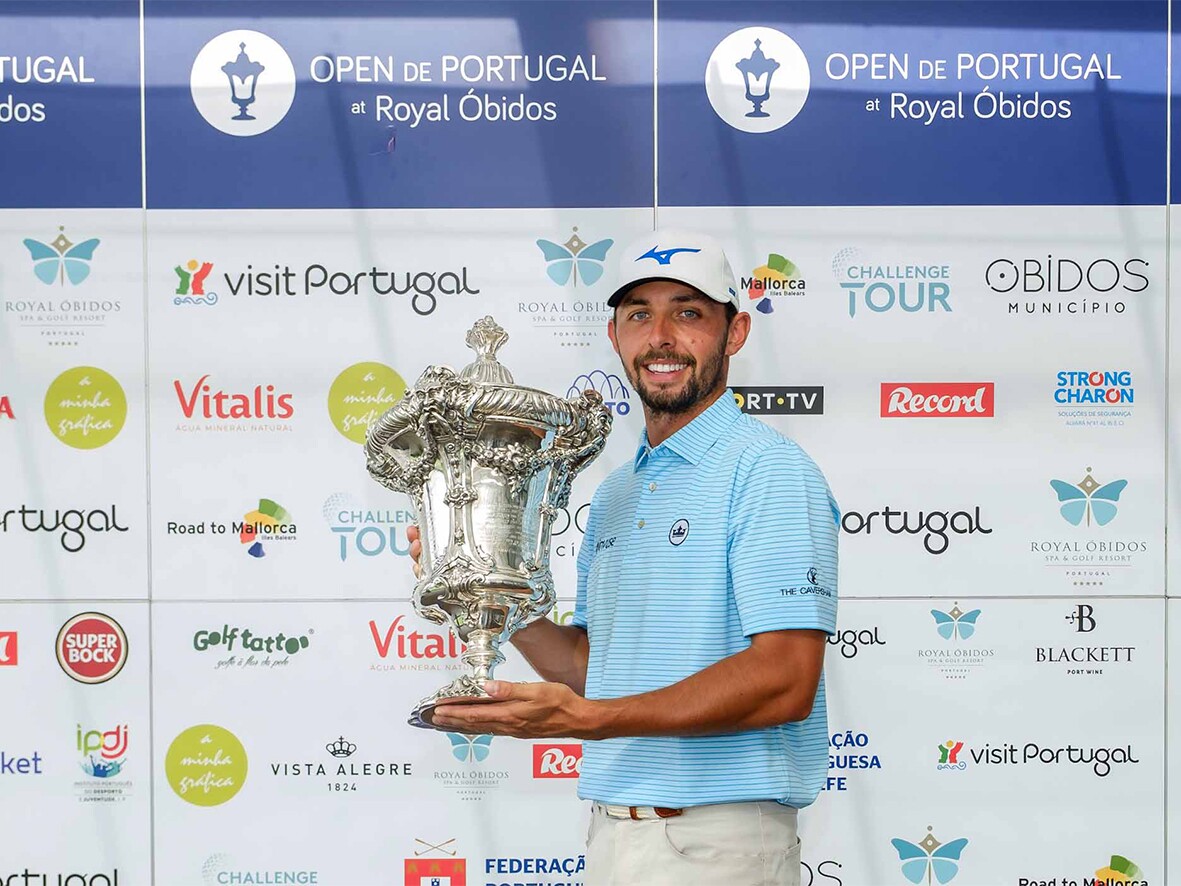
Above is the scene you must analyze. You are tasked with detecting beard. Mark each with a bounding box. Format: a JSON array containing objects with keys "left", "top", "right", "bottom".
[{"left": 628, "top": 338, "right": 727, "bottom": 416}]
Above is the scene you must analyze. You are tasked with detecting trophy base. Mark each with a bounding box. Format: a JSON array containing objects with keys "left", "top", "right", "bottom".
[{"left": 409, "top": 676, "right": 498, "bottom": 731}]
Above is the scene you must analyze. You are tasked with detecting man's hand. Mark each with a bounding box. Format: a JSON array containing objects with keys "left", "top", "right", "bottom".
[
  {"left": 430, "top": 679, "right": 597, "bottom": 739},
  {"left": 407, "top": 523, "right": 423, "bottom": 579}
]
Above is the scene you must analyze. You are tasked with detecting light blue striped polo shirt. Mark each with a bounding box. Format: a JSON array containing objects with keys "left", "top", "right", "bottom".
[{"left": 572, "top": 389, "right": 839, "bottom": 809}]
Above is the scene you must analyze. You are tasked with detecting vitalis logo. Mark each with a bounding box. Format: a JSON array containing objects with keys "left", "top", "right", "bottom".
[
  {"left": 568, "top": 370, "right": 630, "bottom": 416},
  {"left": 985, "top": 255, "right": 1148, "bottom": 316},
  {"left": 744, "top": 253, "right": 806, "bottom": 313},
  {"left": 831, "top": 247, "right": 951, "bottom": 319},
  {"left": 919, "top": 604, "right": 995, "bottom": 680},
  {"left": 880, "top": 383, "right": 993, "bottom": 418},
  {"left": 173, "top": 375, "right": 294, "bottom": 431},
  {"left": 269, "top": 735, "right": 411, "bottom": 793},
  {"left": 323, "top": 493, "right": 413, "bottom": 561},
  {"left": 369, "top": 615, "right": 464, "bottom": 671},
  {"left": 219, "top": 260, "right": 478, "bottom": 316},
  {"left": 174, "top": 259, "right": 217, "bottom": 306},
  {"left": 1036, "top": 604, "right": 1134, "bottom": 677},
  {"left": 732, "top": 386, "right": 823, "bottom": 415},
  {"left": 840, "top": 506, "right": 990, "bottom": 554}
]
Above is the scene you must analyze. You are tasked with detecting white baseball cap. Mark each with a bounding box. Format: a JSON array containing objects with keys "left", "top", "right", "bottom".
[{"left": 607, "top": 228, "right": 740, "bottom": 310}]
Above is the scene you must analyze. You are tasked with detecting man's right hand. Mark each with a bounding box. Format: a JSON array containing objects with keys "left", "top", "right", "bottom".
[{"left": 407, "top": 523, "right": 423, "bottom": 579}]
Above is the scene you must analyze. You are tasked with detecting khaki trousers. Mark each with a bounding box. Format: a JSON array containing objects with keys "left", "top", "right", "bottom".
[{"left": 584, "top": 800, "right": 802, "bottom": 886}]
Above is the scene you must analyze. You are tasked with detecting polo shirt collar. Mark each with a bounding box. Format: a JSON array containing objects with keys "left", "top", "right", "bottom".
[{"left": 633, "top": 389, "right": 742, "bottom": 470}]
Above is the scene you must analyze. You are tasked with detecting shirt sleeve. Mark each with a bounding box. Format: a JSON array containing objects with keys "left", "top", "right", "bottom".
[
  {"left": 728, "top": 439, "right": 839, "bottom": 637},
  {"left": 571, "top": 495, "right": 598, "bottom": 630}
]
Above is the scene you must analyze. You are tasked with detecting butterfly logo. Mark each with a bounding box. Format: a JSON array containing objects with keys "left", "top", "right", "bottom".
[
  {"left": 445, "top": 732, "right": 492, "bottom": 763},
  {"left": 930, "top": 605, "right": 980, "bottom": 641},
  {"left": 536, "top": 228, "right": 614, "bottom": 287},
  {"left": 1050, "top": 468, "right": 1127, "bottom": 527},
  {"left": 891, "top": 828, "right": 969, "bottom": 885},
  {"left": 24, "top": 227, "right": 101, "bottom": 286}
]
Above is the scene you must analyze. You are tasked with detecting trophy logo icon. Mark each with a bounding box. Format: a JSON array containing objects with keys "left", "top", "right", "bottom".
[
  {"left": 366, "top": 317, "right": 611, "bottom": 728},
  {"left": 190, "top": 29, "right": 296, "bottom": 136},
  {"left": 222, "top": 42, "right": 265, "bottom": 121},
  {"left": 705, "top": 26, "right": 811, "bottom": 133}
]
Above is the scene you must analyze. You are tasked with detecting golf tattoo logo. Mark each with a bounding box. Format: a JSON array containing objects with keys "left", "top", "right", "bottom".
[
  {"left": 191, "top": 30, "right": 296, "bottom": 136},
  {"left": 174, "top": 259, "right": 218, "bottom": 306},
  {"left": 705, "top": 27, "right": 810, "bottom": 132}
]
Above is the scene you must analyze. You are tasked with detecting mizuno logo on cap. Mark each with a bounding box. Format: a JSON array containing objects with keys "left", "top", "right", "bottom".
[{"left": 635, "top": 246, "right": 701, "bottom": 266}]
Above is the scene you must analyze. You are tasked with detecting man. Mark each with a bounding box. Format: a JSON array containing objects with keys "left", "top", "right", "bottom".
[{"left": 410, "top": 229, "right": 839, "bottom": 886}]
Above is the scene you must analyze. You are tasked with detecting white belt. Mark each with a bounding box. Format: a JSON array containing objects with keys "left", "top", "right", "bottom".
[{"left": 596, "top": 802, "right": 684, "bottom": 820}]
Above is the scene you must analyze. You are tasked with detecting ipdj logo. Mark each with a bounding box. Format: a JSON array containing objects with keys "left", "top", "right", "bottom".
[
  {"left": 705, "top": 27, "right": 810, "bottom": 132},
  {"left": 743, "top": 254, "right": 805, "bottom": 313},
  {"left": 568, "top": 370, "right": 630, "bottom": 416},
  {"left": 537, "top": 228, "right": 614, "bottom": 287},
  {"left": 533, "top": 743, "right": 582, "bottom": 778},
  {"left": 1050, "top": 468, "right": 1127, "bottom": 527},
  {"left": 174, "top": 259, "right": 218, "bottom": 306},
  {"left": 832, "top": 247, "right": 951, "bottom": 319},
  {"left": 0, "top": 631, "right": 16, "bottom": 666},
  {"left": 889, "top": 828, "right": 969, "bottom": 884},
  {"left": 190, "top": 30, "right": 296, "bottom": 136},
  {"left": 24, "top": 226, "right": 100, "bottom": 286},
  {"left": 77, "top": 724, "right": 128, "bottom": 778},
  {"left": 56, "top": 612, "right": 127, "bottom": 684}
]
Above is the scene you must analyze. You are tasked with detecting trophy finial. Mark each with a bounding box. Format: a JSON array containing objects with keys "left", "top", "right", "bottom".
[{"left": 460, "top": 316, "right": 514, "bottom": 384}]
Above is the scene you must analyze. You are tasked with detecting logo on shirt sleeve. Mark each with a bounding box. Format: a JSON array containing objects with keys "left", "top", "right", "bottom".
[
  {"left": 668, "top": 519, "right": 690, "bottom": 546},
  {"left": 780, "top": 566, "right": 833, "bottom": 598}
]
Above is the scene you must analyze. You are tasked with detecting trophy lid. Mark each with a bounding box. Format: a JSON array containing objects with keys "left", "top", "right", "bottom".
[{"left": 460, "top": 316, "right": 514, "bottom": 386}]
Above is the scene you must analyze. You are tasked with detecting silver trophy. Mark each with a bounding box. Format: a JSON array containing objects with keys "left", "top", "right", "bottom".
[{"left": 365, "top": 316, "right": 612, "bottom": 729}]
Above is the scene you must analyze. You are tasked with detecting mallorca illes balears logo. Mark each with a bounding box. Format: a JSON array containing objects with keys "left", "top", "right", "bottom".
[
  {"left": 323, "top": 493, "right": 413, "bottom": 561},
  {"left": 832, "top": 247, "right": 952, "bottom": 319},
  {"left": 525, "top": 227, "right": 614, "bottom": 348},
  {"left": 268, "top": 734, "right": 412, "bottom": 795},
  {"left": 173, "top": 258, "right": 218, "bottom": 306},
  {"left": 744, "top": 253, "right": 806, "bottom": 313},
  {"left": 567, "top": 370, "right": 630, "bottom": 417},
  {"left": 1030, "top": 467, "right": 1146, "bottom": 589},
  {"left": 9, "top": 226, "right": 118, "bottom": 348},
  {"left": 191, "top": 30, "right": 296, "bottom": 136},
  {"left": 1054, "top": 370, "right": 1133, "bottom": 429},
  {"left": 75, "top": 723, "right": 132, "bottom": 803},
  {"left": 44, "top": 366, "right": 127, "bottom": 449},
  {"left": 985, "top": 255, "right": 1149, "bottom": 317},
  {"left": 1015, "top": 854, "right": 1147, "bottom": 886},
  {"left": 165, "top": 724, "right": 248, "bottom": 807},
  {"left": 327, "top": 362, "right": 406, "bottom": 444},
  {"left": 705, "top": 28, "right": 810, "bottom": 133},
  {"left": 238, "top": 498, "right": 297, "bottom": 558},
  {"left": 890, "top": 827, "right": 968, "bottom": 884},
  {"left": 919, "top": 603, "right": 995, "bottom": 680}
]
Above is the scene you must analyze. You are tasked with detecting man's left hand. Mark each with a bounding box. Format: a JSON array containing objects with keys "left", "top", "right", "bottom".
[{"left": 430, "top": 680, "right": 596, "bottom": 739}]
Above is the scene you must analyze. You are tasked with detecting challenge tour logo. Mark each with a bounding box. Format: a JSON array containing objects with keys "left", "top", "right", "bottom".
[{"left": 190, "top": 30, "right": 296, "bottom": 136}]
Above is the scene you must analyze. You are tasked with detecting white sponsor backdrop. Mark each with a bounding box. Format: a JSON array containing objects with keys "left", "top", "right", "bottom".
[{"left": 0, "top": 7, "right": 1174, "bottom": 886}]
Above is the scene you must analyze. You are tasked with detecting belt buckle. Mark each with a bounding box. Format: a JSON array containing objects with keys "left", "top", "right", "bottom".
[{"left": 628, "top": 806, "right": 683, "bottom": 820}]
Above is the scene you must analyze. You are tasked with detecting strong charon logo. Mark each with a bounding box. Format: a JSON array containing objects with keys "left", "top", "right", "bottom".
[
  {"left": 24, "top": 226, "right": 100, "bottom": 286},
  {"left": 931, "top": 605, "right": 980, "bottom": 641},
  {"left": 890, "top": 828, "right": 969, "bottom": 885},
  {"left": 44, "top": 366, "right": 127, "bottom": 449},
  {"left": 174, "top": 259, "right": 217, "bottom": 306},
  {"left": 536, "top": 228, "right": 614, "bottom": 287},
  {"left": 191, "top": 30, "right": 296, "bottom": 136},
  {"left": 1050, "top": 468, "right": 1127, "bottom": 527},
  {"left": 705, "top": 27, "right": 810, "bottom": 133}
]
